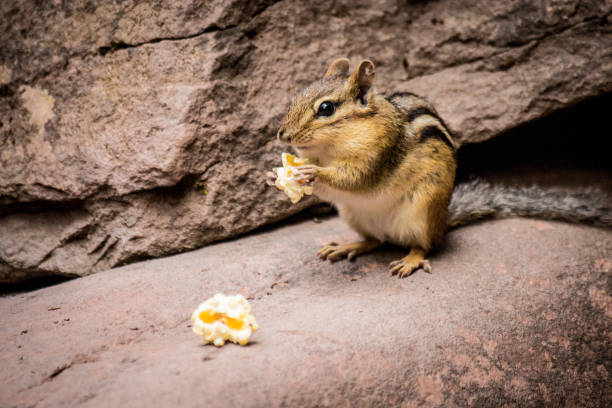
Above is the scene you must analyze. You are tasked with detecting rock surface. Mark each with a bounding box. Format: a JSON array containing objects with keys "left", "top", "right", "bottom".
[
  {"left": 1, "top": 216, "right": 611, "bottom": 407},
  {"left": 1, "top": 0, "right": 611, "bottom": 281}
]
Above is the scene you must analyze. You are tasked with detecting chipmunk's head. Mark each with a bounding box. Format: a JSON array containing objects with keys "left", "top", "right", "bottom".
[{"left": 278, "top": 58, "right": 383, "bottom": 156}]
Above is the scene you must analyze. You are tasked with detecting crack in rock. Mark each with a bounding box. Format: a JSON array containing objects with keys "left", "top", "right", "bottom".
[{"left": 97, "top": 24, "right": 238, "bottom": 56}]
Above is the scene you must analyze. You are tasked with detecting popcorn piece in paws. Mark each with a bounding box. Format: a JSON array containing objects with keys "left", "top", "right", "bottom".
[{"left": 273, "top": 153, "right": 313, "bottom": 204}]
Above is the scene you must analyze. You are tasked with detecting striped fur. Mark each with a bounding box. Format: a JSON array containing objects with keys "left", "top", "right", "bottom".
[{"left": 387, "top": 93, "right": 456, "bottom": 149}]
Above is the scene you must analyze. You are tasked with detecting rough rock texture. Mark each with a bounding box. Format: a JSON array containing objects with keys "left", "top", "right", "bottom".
[
  {"left": 1, "top": 0, "right": 611, "bottom": 281},
  {"left": 1, "top": 216, "right": 611, "bottom": 407}
]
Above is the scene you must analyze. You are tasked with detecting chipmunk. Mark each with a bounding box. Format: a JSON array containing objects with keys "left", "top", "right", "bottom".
[{"left": 268, "top": 58, "right": 611, "bottom": 277}]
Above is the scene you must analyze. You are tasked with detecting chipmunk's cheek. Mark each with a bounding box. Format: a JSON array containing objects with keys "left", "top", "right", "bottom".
[
  {"left": 299, "top": 130, "right": 317, "bottom": 146},
  {"left": 291, "top": 134, "right": 307, "bottom": 147}
]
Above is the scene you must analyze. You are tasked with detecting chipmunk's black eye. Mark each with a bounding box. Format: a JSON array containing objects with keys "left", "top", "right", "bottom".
[{"left": 317, "top": 101, "right": 335, "bottom": 117}]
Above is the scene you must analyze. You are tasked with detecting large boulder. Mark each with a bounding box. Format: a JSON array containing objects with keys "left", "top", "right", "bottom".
[
  {"left": 1, "top": 217, "right": 611, "bottom": 406},
  {"left": 1, "top": 0, "right": 611, "bottom": 282}
]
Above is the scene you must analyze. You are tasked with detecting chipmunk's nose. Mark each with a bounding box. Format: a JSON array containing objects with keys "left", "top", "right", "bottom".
[{"left": 277, "top": 126, "right": 290, "bottom": 143}]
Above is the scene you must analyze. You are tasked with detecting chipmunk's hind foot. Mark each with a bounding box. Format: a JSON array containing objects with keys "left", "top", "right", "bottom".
[
  {"left": 390, "top": 247, "right": 432, "bottom": 278},
  {"left": 317, "top": 238, "right": 380, "bottom": 262}
]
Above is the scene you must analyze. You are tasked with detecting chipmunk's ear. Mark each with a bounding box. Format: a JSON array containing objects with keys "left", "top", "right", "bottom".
[
  {"left": 348, "top": 60, "right": 375, "bottom": 104},
  {"left": 324, "top": 58, "right": 350, "bottom": 78}
]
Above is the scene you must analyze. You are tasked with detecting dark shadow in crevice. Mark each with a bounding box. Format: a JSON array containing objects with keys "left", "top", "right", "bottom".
[
  {"left": 0, "top": 198, "right": 87, "bottom": 217},
  {"left": 0, "top": 275, "right": 76, "bottom": 297},
  {"left": 456, "top": 92, "right": 612, "bottom": 191}
]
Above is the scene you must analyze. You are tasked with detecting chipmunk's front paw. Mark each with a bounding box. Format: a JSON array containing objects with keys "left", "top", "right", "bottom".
[{"left": 292, "top": 165, "right": 319, "bottom": 185}]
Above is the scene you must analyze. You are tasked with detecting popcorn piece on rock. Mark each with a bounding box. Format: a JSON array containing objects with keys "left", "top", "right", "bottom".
[
  {"left": 191, "top": 294, "right": 259, "bottom": 346},
  {"left": 273, "top": 152, "right": 313, "bottom": 204}
]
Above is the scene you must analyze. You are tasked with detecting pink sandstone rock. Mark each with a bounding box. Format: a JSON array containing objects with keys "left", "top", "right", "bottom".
[{"left": 0, "top": 217, "right": 610, "bottom": 406}]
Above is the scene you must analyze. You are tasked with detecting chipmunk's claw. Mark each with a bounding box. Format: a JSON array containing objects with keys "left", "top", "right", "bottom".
[
  {"left": 317, "top": 242, "right": 344, "bottom": 262},
  {"left": 389, "top": 249, "right": 431, "bottom": 278},
  {"left": 292, "top": 165, "right": 318, "bottom": 185},
  {"left": 317, "top": 239, "right": 380, "bottom": 262}
]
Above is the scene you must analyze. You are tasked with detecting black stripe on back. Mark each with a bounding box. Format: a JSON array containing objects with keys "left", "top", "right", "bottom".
[
  {"left": 368, "top": 124, "right": 411, "bottom": 187},
  {"left": 435, "top": 115, "right": 454, "bottom": 143},
  {"left": 406, "top": 106, "right": 436, "bottom": 123},
  {"left": 386, "top": 91, "right": 418, "bottom": 100},
  {"left": 421, "top": 125, "right": 455, "bottom": 150}
]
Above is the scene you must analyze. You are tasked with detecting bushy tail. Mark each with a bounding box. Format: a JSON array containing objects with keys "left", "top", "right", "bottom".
[{"left": 447, "top": 180, "right": 612, "bottom": 228}]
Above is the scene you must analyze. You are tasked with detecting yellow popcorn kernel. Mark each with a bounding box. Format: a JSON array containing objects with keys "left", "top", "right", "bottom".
[
  {"left": 282, "top": 152, "right": 309, "bottom": 167},
  {"left": 273, "top": 153, "right": 313, "bottom": 204},
  {"left": 198, "top": 310, "right": 245, "bottom": 330},
  {"left": 191, "top": 294, "right": 258, "bottom": 347}
]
